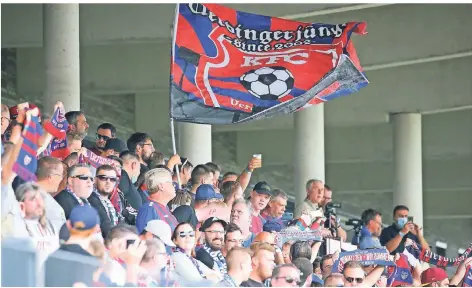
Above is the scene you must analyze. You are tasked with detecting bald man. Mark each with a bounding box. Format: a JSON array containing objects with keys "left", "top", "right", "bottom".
[
  {"left": 220, "top": 247, "right": 253, "bottom": 287},
  {"left": 254, "top": 232, "right": 284, "bottom": 264}
]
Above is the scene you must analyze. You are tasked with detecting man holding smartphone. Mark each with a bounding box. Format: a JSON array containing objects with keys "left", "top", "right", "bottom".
[{"left": 379, "top": 205, "right": 430, "bottom": 255}]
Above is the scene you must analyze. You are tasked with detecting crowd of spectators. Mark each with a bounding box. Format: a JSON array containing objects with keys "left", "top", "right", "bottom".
[{"left": 1, "top": 101, "right": 471, "bottom": 287}]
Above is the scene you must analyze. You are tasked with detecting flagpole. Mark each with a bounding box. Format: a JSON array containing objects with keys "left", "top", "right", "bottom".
[
  {"left": 169, "top": 4, "right": 181, "bottom": 190},
  {"left": 169, "top": 118, "right": 181, "bottom": 189}
]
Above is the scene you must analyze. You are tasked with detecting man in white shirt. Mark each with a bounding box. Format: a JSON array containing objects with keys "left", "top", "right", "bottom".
[
  {"left": 35, "top": 156, "right": 67, "bottom": 232},
  {"left": 15, "top": 182, "right": 59, "bottom": 262}
]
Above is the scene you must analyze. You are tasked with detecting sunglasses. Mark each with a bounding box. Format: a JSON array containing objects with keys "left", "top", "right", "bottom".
[
  {"left": 275, "top": 277, "right": 301, "bottom": 286},
  {"left": 96, "top": 133, "right": 110, "bottom": 141},
  {"left": 96, "top": 175, "right": 118, "bottom": 183},
  {"left": 72, "top": 175, "right": 94, "bottom": 181},
  {"left": 345, "top": 277, "right": 364, "bottom": 284},
  {"left": 178, "top": 231, "right": 195, "bottom": 238}
]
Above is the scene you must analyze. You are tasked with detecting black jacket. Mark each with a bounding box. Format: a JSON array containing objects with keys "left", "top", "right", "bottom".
[
  {"left": 88, "top": 192, "right": 116, "bottom": 239},
  {"left": 118, "top": 169, "right": 144, "bottom": 210},
  {"left": 54, "top": 190, "right": 89, "bottom": 219}
]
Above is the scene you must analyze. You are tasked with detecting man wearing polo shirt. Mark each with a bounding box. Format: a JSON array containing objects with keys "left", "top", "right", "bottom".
[
  {"left": 248, "top": 181, "right": 272, "bottom": 235},
  {"left": 294, "top": 179, "right": 325, "bottom": 220},
  {"left": 136, "top": 168, "right": 178, "bottom": 233}
]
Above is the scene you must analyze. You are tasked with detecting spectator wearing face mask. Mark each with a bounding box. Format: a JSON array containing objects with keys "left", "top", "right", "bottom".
[{"left": 379, "top": 205, "right": 430, "bottom": 255}]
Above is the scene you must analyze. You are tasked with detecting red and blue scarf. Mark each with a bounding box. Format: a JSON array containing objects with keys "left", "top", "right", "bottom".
[
  {"left": 13, "top": 109, "right": 43, "bottom": 181},
  {"left": 405, "top": 241, "right": 472, "bottom": 267},
  {"left": 44, "top": 107, "right": 69, "bottom": 159},
  {"left": 387, "top": 254, "right": 413, "bottom": 287},
  {"left": 463, "top": 264, "right": 472, "bottom": 287}
]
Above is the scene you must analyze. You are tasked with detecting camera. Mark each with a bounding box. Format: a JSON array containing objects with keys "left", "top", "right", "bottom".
[{"left": 346, "top": 218, "right": 362, "bottom": 227}]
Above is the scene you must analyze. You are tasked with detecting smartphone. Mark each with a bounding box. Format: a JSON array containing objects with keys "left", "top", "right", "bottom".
[
  {"left": 253, "top": 154, "right": 262, "bottom": 159},
  {"left": 408, "top": 216, "right": 414, "bottom": 223},
  {"left": 126, "top": 239, "right": 135, "bottom": 248}
]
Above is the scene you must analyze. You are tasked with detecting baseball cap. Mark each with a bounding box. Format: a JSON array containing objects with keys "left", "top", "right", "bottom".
[
  {"left": 421, "top": 267, "right": 448, "bottom": 285},
  {"left": 253, "top": 181, "right": 272, "bottom": 196},
  {"left": 293, "top": 257, "right": 313, "bottom": 282},
  {"left": 195, "top": 184, "right": 223, "bottom": 201},
  {"left": 199, "top": 217, "right": 228, "bottom": 232},
  {"left": 143, "top": 220, "right": 176, "bottom": 247},
  {"left": 104, "top": 138, "right": 128, "bottom": 153},
  {"left": 263, "top": 220, "right": 283, "bottom": 233},
  {"left": 69, "top": 205, "right": 100, "bottom": 231}
]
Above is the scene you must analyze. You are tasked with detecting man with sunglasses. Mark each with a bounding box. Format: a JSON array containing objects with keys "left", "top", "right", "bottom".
[
  {"left": 88, "top": 164, "right": 123, "bottom": 239},
  {"left": 271, "top": 263, "right": 301, "bottom": 287},
  {"left": 54, "top": 164, "right": 94, "bottom": 219},
  {"left": 342, "top": 261, "right": 385, "bottom": 287},
  {"left": 89, "top": 123, "right": 116, "bottom": 156}
]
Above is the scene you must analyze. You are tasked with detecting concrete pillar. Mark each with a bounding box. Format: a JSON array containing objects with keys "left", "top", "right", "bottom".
[
  {"left": 178, "top": 123, "right": 212, "bottom": 165},
  {"left": 43, "top": 4, "right": 80, "bottom": 114},
  {"left": 392, "top": 113, "right": 423, "bottom": 227},
  {"left": 293, "top": 104, "right": 325, "bottom": 206}
]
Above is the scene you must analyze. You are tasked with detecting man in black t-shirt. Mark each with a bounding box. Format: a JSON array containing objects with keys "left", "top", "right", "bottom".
[{"left": 379, "top": 205, "right": 430, "bottom": 255}]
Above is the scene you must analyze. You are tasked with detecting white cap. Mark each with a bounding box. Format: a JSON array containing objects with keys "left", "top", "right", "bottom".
[{"left": 143, "top": 220, "right": 176, "bottom": 247}]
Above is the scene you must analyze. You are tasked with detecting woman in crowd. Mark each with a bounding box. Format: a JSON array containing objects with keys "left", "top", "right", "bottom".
[{"left": 170, "top": 222, "right": 220, "bottom": 283}]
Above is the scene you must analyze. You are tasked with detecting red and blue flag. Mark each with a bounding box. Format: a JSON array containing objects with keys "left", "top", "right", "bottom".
[{"left": 170, "top": 3, "right": 368, "bottom": 124}]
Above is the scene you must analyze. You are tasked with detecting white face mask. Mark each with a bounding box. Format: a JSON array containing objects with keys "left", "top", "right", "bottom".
[{"left": 131, "top": 174, "right": 138, "bottom": 184}]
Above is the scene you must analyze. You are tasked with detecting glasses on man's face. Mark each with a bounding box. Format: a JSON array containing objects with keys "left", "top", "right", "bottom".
[
  {"left": 142, "top": 143, "right": 154, "bottom": 148},
  {"left": 72, "top": 175, "right": 94, "bottom": 181},
  {"left": 96, "top": 175, "right": 118, "bottom": 183},
  {"left": 178, "top": 231, "right": 195, "bottom": 238},
  {"left": 275, "top": 277, "right": 301, "bottom": 286},
  {"left": 96, "top": 133, "right": 110, "bottom": 141},
  {"left": 1, "top": 117, "right": 11, "bottom": 124},
  {"left": 345, "top": 277, "right": 364, "bottom": 284}
]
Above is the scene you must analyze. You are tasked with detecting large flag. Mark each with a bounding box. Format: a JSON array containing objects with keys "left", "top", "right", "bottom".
[{"left": 170, "top": 4, "right": 368, "bottom": 125}]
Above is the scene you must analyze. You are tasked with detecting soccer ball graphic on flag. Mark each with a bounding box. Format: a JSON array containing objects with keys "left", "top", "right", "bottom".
[{"left": 240, "top": 66, "right": 295, "bottom": 101}]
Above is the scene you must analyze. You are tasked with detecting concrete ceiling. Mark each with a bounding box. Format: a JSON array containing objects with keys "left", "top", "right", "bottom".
[{"left": 2, "top": 3, "right": 472, "bottom": 131}]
